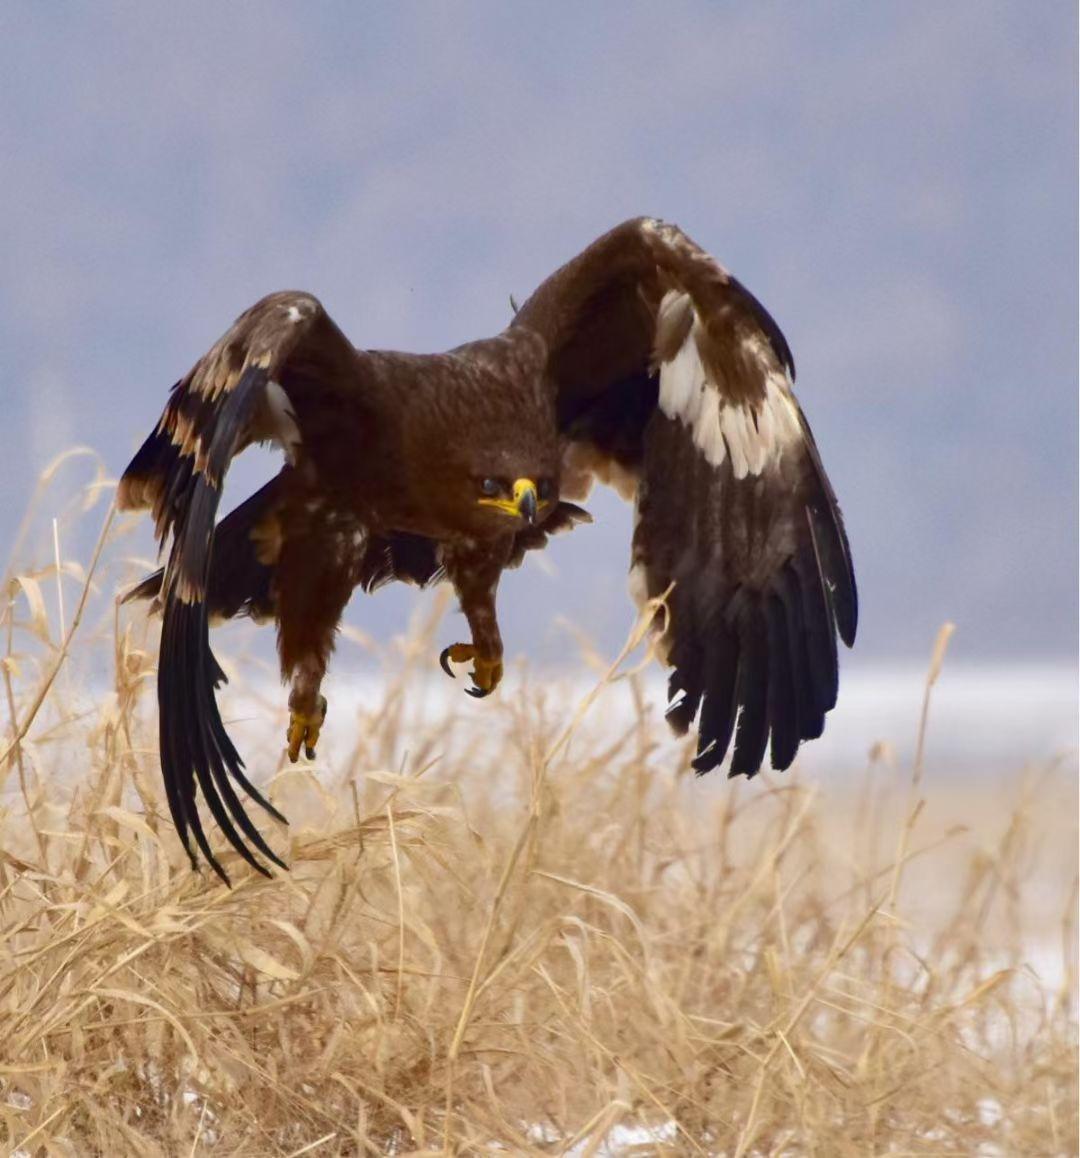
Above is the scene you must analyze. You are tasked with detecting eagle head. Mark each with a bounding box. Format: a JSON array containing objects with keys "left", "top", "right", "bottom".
[
  {"left": 406, "top": 347, "right": 560, "bottom": 538},
  {"left": 439, "top": 445, "right": 560, "bottom": 536}
]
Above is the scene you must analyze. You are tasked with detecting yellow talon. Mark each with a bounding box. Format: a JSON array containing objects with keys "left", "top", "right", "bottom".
[
  {"left": 469, "top": 654, "right": 503, "bottom": 695},
  {"left": 439, "top": 644, "right": 503, "bottom": 697},
  {"left": 287, "top": 695, "right": 328, "bottom": 762}
]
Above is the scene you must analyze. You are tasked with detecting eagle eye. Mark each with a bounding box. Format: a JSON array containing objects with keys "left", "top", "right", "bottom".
[{"left": 479, "top": 477, "right": 501, "bottom": 497}]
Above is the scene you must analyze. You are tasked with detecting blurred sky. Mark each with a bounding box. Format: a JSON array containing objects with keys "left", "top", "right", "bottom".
[{"left": 0, "top": 1, "right": 1076, "bottom": 664}]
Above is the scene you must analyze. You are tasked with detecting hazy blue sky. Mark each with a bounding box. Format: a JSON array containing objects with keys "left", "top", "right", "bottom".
[{"left": 0, "top": 1, "right": 1076, "bottom": 663}]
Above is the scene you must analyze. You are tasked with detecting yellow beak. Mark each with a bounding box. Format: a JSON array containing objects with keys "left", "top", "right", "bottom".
[{"left": 478, "top": 478, "right": 540, "bottom": 524}]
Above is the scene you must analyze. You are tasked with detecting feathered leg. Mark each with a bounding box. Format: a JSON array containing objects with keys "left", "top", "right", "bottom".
[
  {"left": 439, "top": 538, "right": 512, "bottom": 697},
  {"left": 274, "top": 521, "right": 356, "bottom": 761}
]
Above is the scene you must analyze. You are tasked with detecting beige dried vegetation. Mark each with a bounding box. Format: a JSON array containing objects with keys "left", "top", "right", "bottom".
[{"left": 0, "top": 457, "right": 1076, "bottom": 1156}]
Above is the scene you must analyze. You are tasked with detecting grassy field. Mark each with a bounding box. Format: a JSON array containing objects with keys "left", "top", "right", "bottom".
[{"left": 0, "top": 481, "right": 1076, "bottom": 1155}]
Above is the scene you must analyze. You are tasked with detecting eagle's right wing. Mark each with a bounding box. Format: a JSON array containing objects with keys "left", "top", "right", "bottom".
[{"left": 119, "top": 291, "right": 366, "bottom": 881}]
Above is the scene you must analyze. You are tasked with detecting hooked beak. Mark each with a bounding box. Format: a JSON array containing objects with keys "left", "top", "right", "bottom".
[
  {"left": 514, "top": 478, "right": 538, "bottom": 526},
  {"left": 477, "top": 477, "right": 543, "bottom": 524}
]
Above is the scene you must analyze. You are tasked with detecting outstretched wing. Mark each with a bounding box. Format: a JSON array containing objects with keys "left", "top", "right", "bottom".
[
  {"left": 513, "top": 218, "right": 856, "bottom": 776},
  {"left": 118, "top": 291, "right": 364, "bottom": 881}
]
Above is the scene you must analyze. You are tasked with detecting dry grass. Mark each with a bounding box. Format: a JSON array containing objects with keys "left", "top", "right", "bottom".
[{"left": 0, "top": 464, "right": 1076, "bottom": 1156}]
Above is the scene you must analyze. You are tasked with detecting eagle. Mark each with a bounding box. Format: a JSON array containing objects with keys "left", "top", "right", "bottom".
[{"left": 118, "top": 217, "right": 856, "bottom": 883}]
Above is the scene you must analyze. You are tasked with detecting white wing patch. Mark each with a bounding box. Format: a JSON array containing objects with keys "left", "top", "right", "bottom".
[
  {"left": 265, "top": 380, "right": 302, "bottom": 463},
  {"left": 656, "top": 291, "right": 802, "bottom": 479}
]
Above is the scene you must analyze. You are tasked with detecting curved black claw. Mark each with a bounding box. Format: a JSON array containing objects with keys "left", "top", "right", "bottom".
[
  {"left": 465, "top": 683, "right": 492, "bottom": 699},
  {"left": 439, "top": 646, "right": 456, "bottom": 679}
]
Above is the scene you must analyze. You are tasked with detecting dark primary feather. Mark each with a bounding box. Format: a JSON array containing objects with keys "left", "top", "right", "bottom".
[
  {"left": 799, "top": 423, "right": 858, "bottom": 648},
  {"left": 636, "top": 411, "right": 856, "bottom": 778},
  {"left": 158, "top": 598, "right": 287, "bottom": 882}
]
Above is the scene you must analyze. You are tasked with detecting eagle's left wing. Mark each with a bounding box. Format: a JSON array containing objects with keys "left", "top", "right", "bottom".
[{"left": 513, "top": 218, "right": 856, "bottom": 776}]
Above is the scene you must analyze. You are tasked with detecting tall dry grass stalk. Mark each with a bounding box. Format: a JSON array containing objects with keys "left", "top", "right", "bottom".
[{"left": 0, "top": 457, "right": 1076, "bottom": 1156}]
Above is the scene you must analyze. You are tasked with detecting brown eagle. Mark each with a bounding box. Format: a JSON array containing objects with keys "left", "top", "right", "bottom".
[{"left": 119, "top": 218, "right": 856, "bottom": 882}]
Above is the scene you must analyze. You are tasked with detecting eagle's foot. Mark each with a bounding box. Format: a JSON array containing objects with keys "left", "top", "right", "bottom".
[
  {"left": 286, "top": 694, "right": 328, "bottom": 762},
  {"left": 439, "top": 643, "right": 503, "bottom": 698}
]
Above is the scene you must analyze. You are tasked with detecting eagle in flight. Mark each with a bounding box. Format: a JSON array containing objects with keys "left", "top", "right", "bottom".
[{"left": 119, "top": 218, "right": 856, "bottom": 882}]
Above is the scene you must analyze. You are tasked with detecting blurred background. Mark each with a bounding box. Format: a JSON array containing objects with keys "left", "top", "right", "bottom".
[{"left": 0, "top": 3, "right": 1075, "bottom": 732}]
